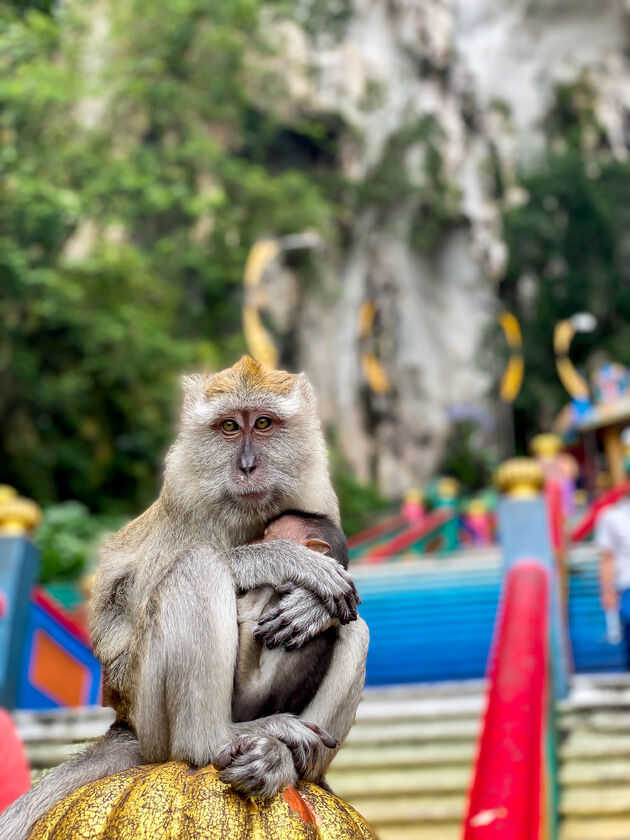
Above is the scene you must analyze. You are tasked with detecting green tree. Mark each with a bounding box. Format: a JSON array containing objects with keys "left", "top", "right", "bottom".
[
  {"left": 0, "top": 0, "right": 339, "bottom": 513},
  {"left": 499, "top": 81, "right": 630, "bottom": 445}
]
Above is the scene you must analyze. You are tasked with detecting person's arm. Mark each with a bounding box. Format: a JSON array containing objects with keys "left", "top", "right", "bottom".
[
  {"left": 595, "top": 511, "right": 617, "bottom": 611},
  {"left": 600, "top": 549, "right": 618, "bottom": 611}
]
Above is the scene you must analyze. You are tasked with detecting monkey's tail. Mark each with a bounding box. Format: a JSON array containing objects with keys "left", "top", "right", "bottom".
[{"left": 0, "top": 724, "right": 144, "bottom": 840}]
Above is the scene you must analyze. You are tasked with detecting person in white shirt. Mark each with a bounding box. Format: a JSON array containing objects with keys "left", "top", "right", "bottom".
[{"left": 596, "top": 495, "right": 630, "bottom": 666}]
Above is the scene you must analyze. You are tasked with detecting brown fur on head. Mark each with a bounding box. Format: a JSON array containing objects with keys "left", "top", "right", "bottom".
[{"left": 162, "top": 357, "right": 340, "bottom": 542}]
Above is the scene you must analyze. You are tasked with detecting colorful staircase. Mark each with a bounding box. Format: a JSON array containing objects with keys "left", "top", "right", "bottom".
[
  {"left": 328, "top": 681, "right": 484, "bottom": 840},
  {"left": 559, "top": 674, "right": 630, "bottom": 840},
  {"left": 328, "top": 674, "right": 630, "bottom": 840}
]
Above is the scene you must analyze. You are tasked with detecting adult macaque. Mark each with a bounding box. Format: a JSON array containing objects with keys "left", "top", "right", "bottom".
[
  {"left": 0, "top": 357, "right": 368, "bottom": 839},
  {"left": 233, "top": 510, "right": 350, "bottom": 723}
]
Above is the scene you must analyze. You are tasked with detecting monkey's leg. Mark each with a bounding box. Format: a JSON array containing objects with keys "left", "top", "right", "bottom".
[
  {"left": 128, "top": 548, "right": 239, "bottom": 767},
  {"left": 218, "top": 617, "right": 369, "bottom": 793},
  {"left": 0, "top": 724, "right": 144, "bottom": 840}
]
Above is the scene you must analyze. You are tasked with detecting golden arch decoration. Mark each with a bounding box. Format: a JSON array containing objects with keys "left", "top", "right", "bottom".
[{"left": 242, "top": 234, "right": 321, "bottom": 369}]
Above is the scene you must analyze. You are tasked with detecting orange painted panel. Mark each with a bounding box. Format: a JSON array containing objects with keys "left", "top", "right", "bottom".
[{"left": 30, "top": 630, "right": 88, "bottom": 706}]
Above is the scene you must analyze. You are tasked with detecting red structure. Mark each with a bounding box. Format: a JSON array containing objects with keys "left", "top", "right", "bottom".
[
  {"left": 463, "top": 561, "right": 550, "bottom": 840},
  {"left": 0, "top": 709, "right": 30, "bottom": 812},
  {"left": 570, "top": 481, "right": 630, "bottom": 542}
]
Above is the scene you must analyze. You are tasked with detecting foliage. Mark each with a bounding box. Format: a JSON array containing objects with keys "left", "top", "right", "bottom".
[
  {"left": 331, "top": 451, "right": 392, "bottom": 537},
  {"left": 437, "top": 421, "right": 499, "bottom": 493},
  {"left": 34, "top": 501, "right": 123, "bottom": 583},
  {"left": 499, "top": 80, "right": 630, "bottom": 445},
  {"left": 0, "top": 0, "right": 340, "bottom": 513},
  {"left": 1, "top": 0, "right": 464, "bottom": 523}
]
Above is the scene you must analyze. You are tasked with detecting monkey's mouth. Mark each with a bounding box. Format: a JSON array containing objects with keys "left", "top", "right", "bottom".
[
  {"left": 234, "top": 482, "right": 269, "bottom": 500},
  {"left": 238, "top": 489, "right": 266, "bottom": 498}
]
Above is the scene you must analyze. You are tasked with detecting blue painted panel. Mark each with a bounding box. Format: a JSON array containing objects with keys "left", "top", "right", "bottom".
[
  {"left": 17, "top": 601, "right": 102, "bottom": 710},
  {"left": 0, "top": 538, "right": 39, "bottom": 708}
]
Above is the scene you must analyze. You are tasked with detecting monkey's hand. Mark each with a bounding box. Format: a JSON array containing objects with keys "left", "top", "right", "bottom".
[
  {"left": 215, "top": 717, "right": 337, "bottom": 797},
  {"left": 230, "top": 540, "right": 360, "bottom": 625},
  {"left": 255, "top": 585, "right": 352, "bottom": 649}
]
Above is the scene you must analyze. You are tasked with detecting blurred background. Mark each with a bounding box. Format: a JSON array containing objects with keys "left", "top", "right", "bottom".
[
  {"left": 4, "top": 0, "right": 630, "bottom": 566},
  {"left": 5, "top": 1, "right": 630, "bottom": 838}
]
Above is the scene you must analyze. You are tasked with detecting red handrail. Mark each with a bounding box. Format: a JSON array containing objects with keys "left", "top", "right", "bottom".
[
  {"left": 346, "top": 514, "right": 407, "bottom": 551},
  {"left": 364, "top": 509, "right": 453, "bottom": 562},
  {"left": 463, "top": 561, "right": 549, "bottom": 840},
  {"left": 570, "top": 481, "right": 630, "bottom": 542}
]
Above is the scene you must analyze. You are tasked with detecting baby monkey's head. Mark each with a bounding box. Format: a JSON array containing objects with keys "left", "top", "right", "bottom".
[{"left": 263, "top": 510, "right": 349, "bottom": 568}]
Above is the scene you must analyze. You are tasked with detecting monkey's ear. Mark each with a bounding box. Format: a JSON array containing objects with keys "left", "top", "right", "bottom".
[
  {"left": 296, "top": 371, "right": 317, "bottom": 405},
  {"left": 182, "top": 374, "right": 205, "bottom": 395},
  {"left": 180, "top": 373, "right": 209, "bottom": 416},
  {"left": 305, "top": 538, "right": 331, "bottom": 555}
]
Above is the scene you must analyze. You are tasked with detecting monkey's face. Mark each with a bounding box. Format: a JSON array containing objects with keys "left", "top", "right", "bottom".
[
  {"left": 166, "top": 357, "right": 322, "bottom": 518},
  {"left": 213, "top": 408, "right": 287, "bottom": 502}
]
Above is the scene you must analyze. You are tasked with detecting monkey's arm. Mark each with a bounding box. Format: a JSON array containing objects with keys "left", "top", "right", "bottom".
[
  {"left": 0, "top": 725, "right": 144, "bottom": 840},
  {"left": 227, "top": 540, "right": 359, "bottom": 624},
  {"left": 254, "top": 584, "right": 338, "bottom": 650}
]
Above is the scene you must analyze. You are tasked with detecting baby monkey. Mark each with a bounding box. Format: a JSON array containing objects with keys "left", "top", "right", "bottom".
[{"left": 233, "top": 511, "right": 349, "bottom": 724}]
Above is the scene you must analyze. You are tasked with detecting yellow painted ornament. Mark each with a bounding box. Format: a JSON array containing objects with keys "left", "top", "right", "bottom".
[{"left": 29, "top": 762, "right": 376, "bottom": 840}]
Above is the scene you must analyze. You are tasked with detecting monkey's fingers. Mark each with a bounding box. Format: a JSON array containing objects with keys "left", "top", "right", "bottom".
[
  {"left": 264, "top": 626, "right": 295, "bottom": 648},
  {"left": 301, "top": 721, "right": 339, "bottom": 749},
  {"left": 284, "top": 626, "right": 316, "bottom": 650},
  {"left": 332, "top": 584, "right": 360, "bottom": 624},
  {"left": 256, "top": 608, "right": 306, "bottom": 647},
  {"left": 275, "top": 582, "right": 297, "bottom": 595},
  {"left": 342, "top": 572, "right": 361, "bottom": 606},
  {"left": 216, "top": 734, "right": 298, "bottom": 798},
  {"left": 253, "top": 611, "right": 285, "bottom": 636}
]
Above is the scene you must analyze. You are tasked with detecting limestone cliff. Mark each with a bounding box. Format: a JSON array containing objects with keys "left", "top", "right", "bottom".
[{"left": 260, "top": 0, "right": 630, "bottom": 495}]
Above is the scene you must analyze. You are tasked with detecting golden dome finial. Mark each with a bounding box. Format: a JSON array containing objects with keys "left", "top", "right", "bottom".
[
  {"left": 494, "top": 458, "right": 544, "bottom": 498},
  {"left": 0, "top": 487, "right": 42, "bottom": 535}
]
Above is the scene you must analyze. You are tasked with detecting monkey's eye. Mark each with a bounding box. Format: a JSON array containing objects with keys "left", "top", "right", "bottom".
[
  {"left": 254, "top": 416, "right": 272, "bottom": 431},
  {"left": 221, "top": 419, "right": 240, "bottom": 434}
]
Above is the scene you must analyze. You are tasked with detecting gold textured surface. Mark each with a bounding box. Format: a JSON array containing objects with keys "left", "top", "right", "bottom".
[
  {"left": 529, "top": 433, "right": 563, "bottom": 458},
  {"left": 0, "top": 486, "right": 42, "bottom": 534},
  {"left": 29, "top": 762, "right": 376, "bottom": 840},
  {"left": 494, "top": 457, "right": 544, "bottom": 498}
]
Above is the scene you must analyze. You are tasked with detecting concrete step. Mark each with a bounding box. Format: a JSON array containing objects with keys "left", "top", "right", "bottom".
[
  {"left": 343, "top": 792, "right": 465, "bottom": 824},
  {"left": 332, "top": 741, "right": 475, "bottom": 770},
  {"left": 371, "top": 826, "right": 460, "bottom": 840},
  {"left": 560, "top": 758, "right": 630, "bottom": 787},
  {"left": 328, "top": 765, "right": 471, "bottom": 798},
  {"left": 560, "top": 786, "right": 630, "bottom": 817},
  {"left": 560, "top": 731, "right": 630, "bottom": 760},
  {"left": 560, "top": 817, "right": 630, "bottom": 840},
  {"left": 348, "top": 717, "right": 480, "bottom": 743},
  {"left": 330, "top": 683, "right": 480, "bottom": 835}
]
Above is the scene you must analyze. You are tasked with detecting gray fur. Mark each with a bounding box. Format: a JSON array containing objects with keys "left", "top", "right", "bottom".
[
  {"left": 0, "top": 726, "right": 143, "bottom": 840},
  {"left": 233, "top": 515, "right": 349, "bottom": 722},
  {"left": 233, "top": 587, "right": 336, "bottom": 722},
  {"left": 0, "top": 360, "right": 368, "bottom": 836}
]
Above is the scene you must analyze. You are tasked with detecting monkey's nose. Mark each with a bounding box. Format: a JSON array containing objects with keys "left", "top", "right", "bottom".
[{"left": 239, "top": 454, "right": 257, "bottom": 475}]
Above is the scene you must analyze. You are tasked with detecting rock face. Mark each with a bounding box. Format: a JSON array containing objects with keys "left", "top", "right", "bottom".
[{"left": 262, "top": 0, "right": 630, "bottom": 496}]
